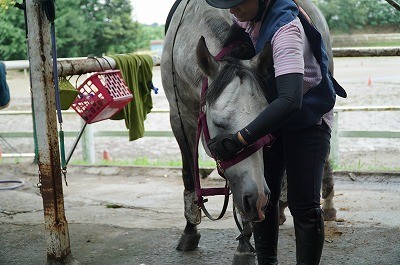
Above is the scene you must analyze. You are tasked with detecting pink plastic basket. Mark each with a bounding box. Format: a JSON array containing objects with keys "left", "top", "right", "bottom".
[{"left": 71, "top": 70, "right": 133, "bottom": 124}]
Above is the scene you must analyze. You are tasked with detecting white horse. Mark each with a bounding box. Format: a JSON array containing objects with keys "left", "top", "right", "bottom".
[{"left": 162, "top": 0, "right": 336, "bottom": 263}]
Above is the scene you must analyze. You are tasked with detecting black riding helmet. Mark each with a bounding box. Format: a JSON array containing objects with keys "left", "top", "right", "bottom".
[
  {"left": 206, "top": 0, "right": 268, "bottom": 22},
  {"left": 206, "top": 0, "right": 245, "bottom": 9}
]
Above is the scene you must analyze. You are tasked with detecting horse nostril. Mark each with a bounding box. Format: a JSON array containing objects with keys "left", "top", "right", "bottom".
[
  {"left": 243, "top": 195, "right": 252, "bottom": 214},
  {"left": 261, "top": 203, "right": 267, "bottom": 213},
  {"left": 243, "top": 192, "right": 256, "bottom": 214},
  {"left": 265, "top": 186, "right": 271, "bottom": 198}
]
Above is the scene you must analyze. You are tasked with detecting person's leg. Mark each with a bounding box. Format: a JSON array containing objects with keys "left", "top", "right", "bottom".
[
  {"left": 283, "top": 122, "right": 330, "bottom": 265},
  {"left": 293, "top": 207, "right": 324, "bottom": 265},
  {"left": 253, "top": 132, "right": 285, "bottom": 265}
]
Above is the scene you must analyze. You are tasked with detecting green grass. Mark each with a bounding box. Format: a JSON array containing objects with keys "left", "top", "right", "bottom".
[
  {"left": 70, "top": 156, "right": 217, "bottom": 168},
  {"left": 1, "top": 156, "right": 399, "bottom": 173},
  {"left": 106, "top": 203, "right": 123, "bottom": 209},
  {"left": 71, "top": 157, "right": 400, "bottom": 172},
  {"left": 333, "top": 160, "right": 400, "bottom": 173},
  {"left": 332, "top": 40, "right": 400, "bottom": 48}
]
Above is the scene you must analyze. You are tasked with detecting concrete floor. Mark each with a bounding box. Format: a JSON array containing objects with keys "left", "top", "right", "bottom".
[{"left": 1, "top": 163, "right": 400, "bottom": 264}]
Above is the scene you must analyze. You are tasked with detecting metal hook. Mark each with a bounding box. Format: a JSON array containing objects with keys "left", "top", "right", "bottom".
[
  {"left": 58, "top": 61, "right": 64, "bottom": 77},
  {"left": 99, "top": 56, "right": 113, "bottom": 69},
  {"left": 75, "top": 74, "right": 83, "bottom": 89},
  {"left": 88, "top": 56, "right": 105, "bottom": 72}
]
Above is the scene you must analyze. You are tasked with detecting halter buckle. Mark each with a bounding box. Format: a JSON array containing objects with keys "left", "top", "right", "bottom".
[{"left": 216, "top": 160, "right": 225, "bottom": 174}]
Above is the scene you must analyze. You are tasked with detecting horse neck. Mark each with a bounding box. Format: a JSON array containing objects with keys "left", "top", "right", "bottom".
[
  {"left": 193, "top": 1, "right": 232, "bottom": 51},
  {"left": 181, "top": 1, "right": 232, "bottom": 88}
]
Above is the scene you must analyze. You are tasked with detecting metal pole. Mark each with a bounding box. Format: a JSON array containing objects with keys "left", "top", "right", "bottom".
[
  {"left": 25, "top": 0, "right": 75, "bottom": 263},
  {"left": 3, "top": 55, "right": 162, "bottom": 73}
]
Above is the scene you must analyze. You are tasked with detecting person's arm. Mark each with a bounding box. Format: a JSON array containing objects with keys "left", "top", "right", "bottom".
[
  {"left": 208, "top": 73, "right": 303, "bottom": 160},
  {"left": 208, "top": 21, "right": 305, "bottom": 160},
  {"left": 239, "top": 73, "right": 303, "bottom": 144}
]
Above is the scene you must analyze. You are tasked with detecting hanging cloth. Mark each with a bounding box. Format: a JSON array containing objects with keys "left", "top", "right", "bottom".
[{"left": 109, "top": 54, "right": 154, "bottom": 141}]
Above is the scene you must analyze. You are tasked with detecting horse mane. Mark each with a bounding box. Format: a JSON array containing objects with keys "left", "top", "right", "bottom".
[
  {"left": 206, "top": 24, "right": 267, "bottom": 105},
  {"left": 222, "top": 24, "right": 256, "bottom": 60},
  {"left": 206, "top": 59, "right": 268, "bottom": 105}
]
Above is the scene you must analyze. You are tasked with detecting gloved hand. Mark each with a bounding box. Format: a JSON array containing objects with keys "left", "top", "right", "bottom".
[{"left": 207, "top": 133, "right": 245, "bottom": 161}]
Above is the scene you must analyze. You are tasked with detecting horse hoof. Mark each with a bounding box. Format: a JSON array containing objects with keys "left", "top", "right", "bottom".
[
  {"left": 232, "top": 252, "right": 256, "bottom": 265},
  {"left": 323, "top": 208, "right": 337, "bottom": 221},
  {"left": 176, "top": 232, "right": 201, "bottom": 251}
]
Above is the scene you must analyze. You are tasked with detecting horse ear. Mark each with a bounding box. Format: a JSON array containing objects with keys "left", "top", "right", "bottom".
[
  {"left": 250, "top": 42, "right": 273, "bottom": 75},
  {"left": 196, "top": 36, "right": 220, "bottom": 78}
]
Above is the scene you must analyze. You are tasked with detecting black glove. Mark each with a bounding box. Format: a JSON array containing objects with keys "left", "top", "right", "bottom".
[{"left": 207, "top": 133, "right": 245, "bottom": 161}]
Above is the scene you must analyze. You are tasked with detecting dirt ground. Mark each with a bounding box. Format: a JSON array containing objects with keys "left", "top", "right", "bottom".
[
  {"left": 0, "top": 57, "right": 400, "bottom": 264},
  {"left": 1, "top": 57, "right": 400, "bottom": 170},
  {"left": 0, "top": 163, "right": 400, "bottom": 265}
]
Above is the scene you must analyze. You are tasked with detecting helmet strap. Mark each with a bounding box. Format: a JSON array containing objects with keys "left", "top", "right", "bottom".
[{"left": 252, "top": 0, "right": 270, "bottom": 22}]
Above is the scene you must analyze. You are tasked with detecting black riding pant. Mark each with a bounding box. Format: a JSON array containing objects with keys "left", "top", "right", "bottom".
[{"left": 263, "top": 122, "right": 331, "bottom": 217}]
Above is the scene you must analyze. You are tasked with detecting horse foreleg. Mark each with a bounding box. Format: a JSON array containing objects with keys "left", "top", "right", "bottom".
[
  {"left": 176, "top": 140, "right": 202, "bottom": 251},
  {"left": 232, "top": 221, "right": 256, "bottom": 265},
  {"left": 321, "top": 159, "right": 336, "bottom": 221},
  {"left": 176, "top": 189, "right": 201, "bottom": 251},
  {"left": 278, "top": 200, "right": 288, "bottom": 225},
  {"left": 278, "top": 172, "right": 288, "bottom": 225}
]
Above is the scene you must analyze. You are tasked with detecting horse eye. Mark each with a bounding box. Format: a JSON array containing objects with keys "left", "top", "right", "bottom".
[
  {"left": 214, "top": 122, "right": 227, "bottom": 130},
  {"left": 215, "top": 124, "right": 226, "bottom": 130}
]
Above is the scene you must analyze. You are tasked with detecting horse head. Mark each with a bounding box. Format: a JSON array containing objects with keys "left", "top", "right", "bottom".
[{"left": 196, "top": 35, "right": 273, "bottom": 222}]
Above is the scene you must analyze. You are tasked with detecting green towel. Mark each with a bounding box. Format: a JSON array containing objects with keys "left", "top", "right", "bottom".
[{"left": 109, "top": 54, "right": 153, "bottom": 141}]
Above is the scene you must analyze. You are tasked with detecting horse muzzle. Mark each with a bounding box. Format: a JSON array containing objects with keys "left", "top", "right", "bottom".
[{"left": 239, "top": 184, "right": 270, "bottom": 222}]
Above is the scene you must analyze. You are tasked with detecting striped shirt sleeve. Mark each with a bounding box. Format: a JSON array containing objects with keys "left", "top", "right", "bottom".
[{"left": 271, "top": 19, "right": 304, "bottom": 77}]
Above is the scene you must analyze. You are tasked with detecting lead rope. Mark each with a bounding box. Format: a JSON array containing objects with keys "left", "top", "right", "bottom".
[
  {"left": 233, "top": 205, "right": 257, "bottom": 253},
  {"left": 43, "top": 0, "right": 68, "bottom": 186}
]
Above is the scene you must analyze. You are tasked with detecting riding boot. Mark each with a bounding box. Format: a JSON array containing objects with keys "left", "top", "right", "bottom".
[
  {"left": 293, "top": 208, "right": 324, "bottom": 265},
  {"left": 252, "top": 203, "right": 279, "bottom": 265}
]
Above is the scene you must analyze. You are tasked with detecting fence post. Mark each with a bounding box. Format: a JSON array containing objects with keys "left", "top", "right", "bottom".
[
  {"left": 82, "top": 121, "right": 95, "bottom": 164},
  {"left": 25, "top": 0, "right": 73, "bottom": 262},
  {"left": 330, "top": 110, "right": 340, "bottom": 166}
]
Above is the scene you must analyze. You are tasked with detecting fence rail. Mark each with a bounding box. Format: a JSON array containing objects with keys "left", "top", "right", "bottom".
[
  {"left": 329, "top": 106, "right": 400, "bottom": 165},
  {"left": 1, "top": 107, "right": 399, "bottom": 165}
]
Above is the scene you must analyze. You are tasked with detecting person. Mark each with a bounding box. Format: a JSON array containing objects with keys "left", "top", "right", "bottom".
[
  {"left": 205, "top": 0, "right": 346, "bottom": 264},
  {"left": 0, "top": 61, "right": 10, "bottom": 110}
]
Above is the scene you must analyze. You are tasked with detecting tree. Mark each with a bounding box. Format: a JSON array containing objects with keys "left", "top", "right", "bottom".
[
  {"left": 315, "top": 0, "right": 400, "bottom": 33},
  {"left": 55, "top": 0, "right": 99, "bottom": 57},
  {"left": 133, "top": 24, "right": 164, "bottom": 51},
  {"left": 1, "top": 0, "right": 398, "bottom": 61},
  {"left": 0, "top": 3, "right": 27, "bottom": 60},
  {"left": 361, "top": 0, "right": 400, "bottom": 27},
  {"left": 0, "top": 0, "right": 142, "bottom": 60},
  {"left": 315, "top": 0, "right": 368, "bottom": 32},
  {"left": 56, "top": 0, "right": 141, "bottom": 57},
  {"left": 0, "top": 0, "right": 15, "bottom": 9}
]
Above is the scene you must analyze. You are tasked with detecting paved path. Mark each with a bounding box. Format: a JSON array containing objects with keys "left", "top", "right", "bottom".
[{"left": 1, "top": 163, "right": 400, "bottom": 264}]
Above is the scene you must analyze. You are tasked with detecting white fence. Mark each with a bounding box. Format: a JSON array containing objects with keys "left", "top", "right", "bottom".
[
  {"left": 1, "top": 106, "right": 400, "bottom": 166},
  {"left": 330, "top": 106, "right": 400, "bottom": 165},
  {"left": 2, "top": 48, "right": 400, "bottom": 166}
]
